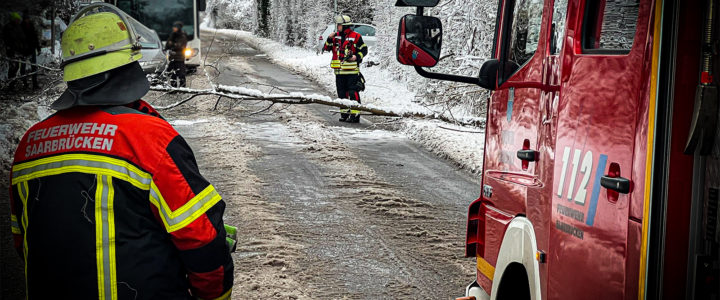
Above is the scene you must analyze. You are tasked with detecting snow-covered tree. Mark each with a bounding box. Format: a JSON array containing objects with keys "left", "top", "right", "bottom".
[{"left": 206, "top": 0, "right": 499, "bottom": 121}]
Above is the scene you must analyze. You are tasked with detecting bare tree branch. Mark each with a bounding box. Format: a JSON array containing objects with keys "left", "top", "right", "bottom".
[
  {"left": 213, "top": 95, "right": 223, "bottom": 111},
  {"left": 239, "top": 102, "right": 275, "bottom": 117},
  {"left": 149, "top": 85, "right": 486, "bottom": 127},
  {"left": 154, "top": 92, "right": 214, "bottom": 110},
  {"left": 437, "top": 125, "right": 485, "bottom": 134}
]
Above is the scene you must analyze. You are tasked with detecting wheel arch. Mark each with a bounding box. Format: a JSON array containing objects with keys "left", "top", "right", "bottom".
[{"left": 490, "top": 216, "right": 542, "bottom": 300}]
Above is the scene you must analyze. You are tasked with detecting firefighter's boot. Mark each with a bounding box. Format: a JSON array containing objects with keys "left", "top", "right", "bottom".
[
  {"left": 339, "top": 109, "right": 350, "bottom": 122},
  {"left": 349, "top": 113, "right": 360, "bottom": 123}
]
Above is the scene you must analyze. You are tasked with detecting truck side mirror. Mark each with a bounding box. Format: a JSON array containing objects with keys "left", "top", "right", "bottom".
[
  {"left": 394, "top": 0, "right": 440, "bottom": 7},
  {"left": 396, "top": 15, "right": 442, "bottom": 67},
  {"left": 478, "top": 59, "right": 500, "bottom": 90},
  {"left": 198, "top": 0, "right": 206, "bottom": 11}
]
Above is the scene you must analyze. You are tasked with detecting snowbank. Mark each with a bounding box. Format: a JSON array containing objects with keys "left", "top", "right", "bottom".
[
  {"left": 0, "top": 101, "right": 52, "bottom": 182},
  {"left": 203, "top": 25, "right": 485, "bottom": 173}
]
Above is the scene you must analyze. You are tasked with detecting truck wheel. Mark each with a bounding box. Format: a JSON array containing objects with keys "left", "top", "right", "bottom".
[{"left": 495, "top": 263, "right": 530, "bottom": 300}]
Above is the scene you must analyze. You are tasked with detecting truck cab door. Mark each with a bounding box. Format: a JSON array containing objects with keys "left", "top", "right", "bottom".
[
  {"left": 548, "top": 0, "right": 651, "bottom": 299},
  {"left": 480, "top": 0, "right": 548, "bottom": 292},
  {"left": 483, "top": 0, "right": 545, "bottom": 213}
]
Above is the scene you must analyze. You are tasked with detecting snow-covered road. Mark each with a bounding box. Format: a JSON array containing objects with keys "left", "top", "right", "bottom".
[{"left": 162, "top": 31, "right": 481, "bottom": 298}]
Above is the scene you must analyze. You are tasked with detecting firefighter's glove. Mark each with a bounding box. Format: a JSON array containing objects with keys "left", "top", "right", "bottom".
[{"left": 224, "top": 224, "right": 237, "bottom": 253}]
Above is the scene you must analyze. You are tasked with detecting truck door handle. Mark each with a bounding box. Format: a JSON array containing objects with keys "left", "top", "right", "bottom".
[
  {"left": 516, "top": 150, "right": 538, "bottom": 162},
  {"left": 600, "top": 176, "right": 631, "bottom": 194}
]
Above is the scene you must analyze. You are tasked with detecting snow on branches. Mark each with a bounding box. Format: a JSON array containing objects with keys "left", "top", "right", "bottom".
[{"left": 149, "top": 84, "right": 485, "bottom": 127}]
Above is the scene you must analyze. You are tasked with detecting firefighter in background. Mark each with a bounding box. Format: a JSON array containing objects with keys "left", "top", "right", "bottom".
[
  {"left": 165, "top": 21, "right": 188, "bottom": 87},
  {"left": 9, "top": 4, "right": 233, "bottom": 299},
  {"left": 21, "top": 10, "right": 41, "bottom": 90},
  {"left": 323, "top": 15, "right": 368, "bottom": 123},
  {"left": 2, "top": 12, "right": 27, "bottom": 90}
]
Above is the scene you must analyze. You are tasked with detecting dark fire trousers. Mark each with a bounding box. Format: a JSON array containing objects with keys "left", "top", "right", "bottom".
[{"left": 335, "top": 74, "right": 361, "bottom": 103}]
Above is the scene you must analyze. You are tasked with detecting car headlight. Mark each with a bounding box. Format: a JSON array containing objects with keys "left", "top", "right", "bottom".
[{"left": 184, "top": 48, "right": 198, "bottom": 59}]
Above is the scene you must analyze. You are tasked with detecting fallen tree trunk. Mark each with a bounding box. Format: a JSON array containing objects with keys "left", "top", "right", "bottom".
[{"left": 149, "top": 85, "right": 486, "bottom": 127}]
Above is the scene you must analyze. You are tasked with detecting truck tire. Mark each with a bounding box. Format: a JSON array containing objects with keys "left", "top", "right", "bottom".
[{"left": 495, "top": 262, "right": 531, "bottom": 300}]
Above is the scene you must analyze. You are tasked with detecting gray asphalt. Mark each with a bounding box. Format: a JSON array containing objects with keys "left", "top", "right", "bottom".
[{"left": 194, "top": 30, "right": 481, "bottom": 298}]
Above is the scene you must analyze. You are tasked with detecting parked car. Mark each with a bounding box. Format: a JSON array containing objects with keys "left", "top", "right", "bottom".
[
  {"left": 316, "top": 23, "right": 377, "bottom": 54},
  {"left": 130, "top": 18, "right": 168, "bottom": 75}
]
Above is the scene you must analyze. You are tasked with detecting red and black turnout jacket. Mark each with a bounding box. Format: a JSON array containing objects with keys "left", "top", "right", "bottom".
[
  {"left": 9, "top": 101, "right": 233, "bottom": 300},
  {"left": 323, "top": 27, "right": 368, "bottom": 75}
]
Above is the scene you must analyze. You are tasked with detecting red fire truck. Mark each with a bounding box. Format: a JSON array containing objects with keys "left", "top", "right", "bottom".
[{"left": 395, "top": 0, "right": 719, "bottom": 299}]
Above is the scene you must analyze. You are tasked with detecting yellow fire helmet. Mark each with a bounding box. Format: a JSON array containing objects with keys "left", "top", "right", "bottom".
[
  {"left": 62, "top": 3, "right": 143, "bottom": 81},
  {"left": 54, "top": 3, "right": 150, "bottom": 110},
  {"left": 335, "top": 15, "right": 352, "bottom": 26}
]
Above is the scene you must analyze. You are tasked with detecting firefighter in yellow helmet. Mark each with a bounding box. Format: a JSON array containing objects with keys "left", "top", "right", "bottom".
[
  {"left": 9, "top": 3, "right": 234, "bottom": 299},
  {"left": 323, "top": 15, "right": 368, "bottom": 123}
]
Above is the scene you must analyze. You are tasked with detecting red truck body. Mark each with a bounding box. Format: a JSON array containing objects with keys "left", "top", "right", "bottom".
[{"left": 397, "top": 0, "right": 719, "bottom": 299}]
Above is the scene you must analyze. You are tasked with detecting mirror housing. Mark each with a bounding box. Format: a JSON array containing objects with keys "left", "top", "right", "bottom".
[
  {"left": 396, "top": 15, "right": 442, "bottom": 67},
  {"left": 478, "top": 59, "right": 500, "bottom": 90},
  {"left": 393, "top": 7, "right": 499, "bottom": 90},
  {"left": 198, "top": 0, "right": 206, "bottom": 11},
  {"left": 394, "top": 0, "right": 440, "bottom": 7}
]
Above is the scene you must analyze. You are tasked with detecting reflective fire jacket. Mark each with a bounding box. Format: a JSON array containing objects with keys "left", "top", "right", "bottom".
[
  {"left": 323, "top": 27, "right": 368, "bottom": 75},
  {"left": 9, "top": 101, "right": 233, "bottom": 300}
]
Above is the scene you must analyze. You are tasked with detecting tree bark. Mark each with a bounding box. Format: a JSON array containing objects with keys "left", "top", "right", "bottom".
[{"left": 150, "top": 85, "right": 486, "bottom": 127}]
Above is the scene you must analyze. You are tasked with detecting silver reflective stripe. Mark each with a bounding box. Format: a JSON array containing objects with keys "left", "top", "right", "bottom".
[
  {"left": 12, "top": 159, "right": 151, "bottom": 186},
  {"left": 150, "top": 184, "right": 221, "bottom": 231},
  {"left": 101, "top": 175, "right": 112, "bottom": 300}
]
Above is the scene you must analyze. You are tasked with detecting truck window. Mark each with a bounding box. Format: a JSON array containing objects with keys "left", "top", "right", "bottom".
[
  {"left": 582, "top": 0, "right": 640, "bottom": 53},
  {"left": 508, "top": 0, "right": 544, "bottom": 67},
  {"left": 551, "top": 0, "right": 568, "bottom": 55}
]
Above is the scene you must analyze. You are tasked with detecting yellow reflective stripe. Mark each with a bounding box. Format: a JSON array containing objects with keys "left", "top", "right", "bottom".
[
  {"left": 200, "top": 288, "right": 232, "bottom": 300},
  {"left": 96, "top": 175, "right": 117, "bottom": 300},
  {"left": 149, "top": 183, "right": 222, "bottom": 233},
  {"left": 358, "top": 52, "right": 365, "bottom": 59},
  {"left": 639, "top": 1, "right": 663, "bottom": 298},
  {"left": 340, "top": 62, "right": 359, "bottom": 71},
  {"left": 337, "top": 70, "right": 360, "bottom": 75},
  {"left": 12, "top": 153, "right": 151, "bottom": 190},
  {"left": 358, "top": 44, "right": 367, "bottom": 50},
  {"left": 19, "top": 182, "right": 29, "bottom": 297},
  {"left": 476, "top": 256, "right": 495, "bottom": 281},
  {"left": 95, "top": 175, "right": 105, "bottom": 300},
  {"left": 331, "top": 59, "right": 341, "bottom": 69},
  {"left": 10, "top": 214, "right": 20, "bottom": 234}
]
